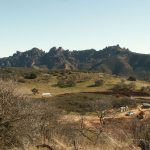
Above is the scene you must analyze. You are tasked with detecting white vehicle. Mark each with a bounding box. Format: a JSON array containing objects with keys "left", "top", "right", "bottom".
[{"left": 42, "top": 93, "right": 52, "bottom": 97}]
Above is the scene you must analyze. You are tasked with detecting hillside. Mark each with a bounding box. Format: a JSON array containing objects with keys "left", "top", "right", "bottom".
[
  {"left": 0, "top": 45, "right": 150, "bottom": 80},
  {"left": 0, "top": 67, "right": 149, "bottom": 97},
  {"left": 0, "top": 69, "right": 150, "bottom": 150}
]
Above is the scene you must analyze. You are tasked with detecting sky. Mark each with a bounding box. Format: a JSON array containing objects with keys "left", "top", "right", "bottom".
[{"left": 0, "top": 0, "right": 150, "bottom": 57}]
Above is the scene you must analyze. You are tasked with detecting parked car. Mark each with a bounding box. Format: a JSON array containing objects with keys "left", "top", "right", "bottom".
[
  {"left": 126, "top": 111, "right": 134, "bottom": 116},
  {"left": 142, "top": 103, "right": 150, "bottom": 109}
]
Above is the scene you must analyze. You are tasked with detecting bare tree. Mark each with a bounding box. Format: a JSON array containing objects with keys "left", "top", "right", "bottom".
[{"left": 76, "top": 100, "right": 110, "bottom": 146}]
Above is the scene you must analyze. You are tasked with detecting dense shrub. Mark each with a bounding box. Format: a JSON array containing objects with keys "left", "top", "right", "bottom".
[
  {"left": 24, "top": 72, "right": 37, "bottom": 79},
  {"left": 57, "top": 78, "right": 76, "bottom": 88},
  {"left": 0, "top": 80, "right": 61, "bottom": 149},
  {"left": 0, "top": 80, "right": 33, "bottom": 149},
  {"left": 112, "top": 98, "right": 136, "bottom": 108},
  {"left": 129, "top": 119, "right": 150, "bottom": 149},
  {"left": 94, "top": 80, "right": 104, "bottom": 86},
  {"left": 127, "top": 76, "right": 136, "bottom": 81},
  {"left": 112, "top": 82, "right": 136, "bottom": 95},
  {"left": 140, "top": 86, "right": 150, "bottom": 94},
  {"left": 17, "top": 78, "right": 26, "bottom": 83}
]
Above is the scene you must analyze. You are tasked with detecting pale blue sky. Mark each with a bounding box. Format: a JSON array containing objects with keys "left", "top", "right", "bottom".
[{"left": 0, "top": 0, "right": 150, "bottom": 57}]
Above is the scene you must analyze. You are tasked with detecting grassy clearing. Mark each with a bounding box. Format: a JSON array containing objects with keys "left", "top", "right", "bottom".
[
  {"left": 1, "top": 67, "right": 150, "bottom": 97},
  {"left": 10, "top": 68, "right": 149, "bottom": 97}
]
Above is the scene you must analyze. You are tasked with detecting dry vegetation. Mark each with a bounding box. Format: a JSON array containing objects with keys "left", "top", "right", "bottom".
[{"left": 0, "top": 68, "right": 150, "bottom": 150}]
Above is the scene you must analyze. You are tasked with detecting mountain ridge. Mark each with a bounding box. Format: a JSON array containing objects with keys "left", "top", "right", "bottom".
[{"left": 0, "top": 45, "right": 150, "bottom": 80}]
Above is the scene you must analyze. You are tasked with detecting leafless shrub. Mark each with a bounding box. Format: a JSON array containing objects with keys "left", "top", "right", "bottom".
[
  {"left": 129, "top": 118, "right": 150, "bottom": 149},
  {"left": 30, "top": 99, "right": 62, "bottom": 150},
  {"left": 0, "top": 80, "right": 34, "bottom": 150},
  {"left": 0, "top": 80, "right": 62, "bottom": 150}
]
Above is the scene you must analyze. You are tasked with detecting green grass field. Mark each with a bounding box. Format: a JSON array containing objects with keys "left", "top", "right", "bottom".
[
  {"left": 1, "top": 67, "right": 149, "bottom": 97},
  {"left": 17, "top": 71, "right": 150, "bottom": 97}
]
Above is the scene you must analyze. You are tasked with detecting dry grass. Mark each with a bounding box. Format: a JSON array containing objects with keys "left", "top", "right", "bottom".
[{"left": 1, "top": 69, "right": 150, "bottom": 150}]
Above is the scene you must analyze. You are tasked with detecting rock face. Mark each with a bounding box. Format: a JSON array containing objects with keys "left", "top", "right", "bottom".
[
  {"left": 0, "top": 48, "right": 45, "bottom": 67},
  {"left": 0, "top": 45, "right": 150, "bottom": 80}
]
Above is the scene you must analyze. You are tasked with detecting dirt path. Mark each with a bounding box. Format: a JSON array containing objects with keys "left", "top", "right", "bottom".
[{"left": 60, "top": 108, "right": 150, "bottom": 128}]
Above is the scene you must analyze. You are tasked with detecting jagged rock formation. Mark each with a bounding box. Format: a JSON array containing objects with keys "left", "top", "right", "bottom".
[{"left": 0, "top": 45, "right": 150, "bottom": 80}]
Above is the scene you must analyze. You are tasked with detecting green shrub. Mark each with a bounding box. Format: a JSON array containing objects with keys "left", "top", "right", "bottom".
[
  {"left": 24, "top": 72, "right": 37, "bottom": 79},
  {"left": 57, "top": 78, "right": 76, "bottom": 88},
  {"left": 17, "top": 78, "right": 26, "bottom": 83},
  {"left": 127, "top": 76, "right": 136, "bottom": 81},
  {"left": 112, "top": 82, "right": 136, "bottom": 94},
  {"left": 140, "top": 86, "right": 150, "bottom": 94},
  {"left": 94, "top": 80, "right": 104, "bottom": 86},
  {"left": 112, "top": 98, "right": 136, "bottom": 108}
]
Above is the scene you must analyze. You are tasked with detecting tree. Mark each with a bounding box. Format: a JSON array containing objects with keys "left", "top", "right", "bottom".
[
  {"left": 77, "top": 100, "right": 110, "bottom": 145},
  {"left": 31, "top": 88, "right": 39, "bottom": 95}
]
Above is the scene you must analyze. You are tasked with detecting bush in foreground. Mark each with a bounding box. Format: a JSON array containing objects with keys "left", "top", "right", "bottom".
[{"left": 0, "top": 80, "right": 33, "bottom": 149}]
